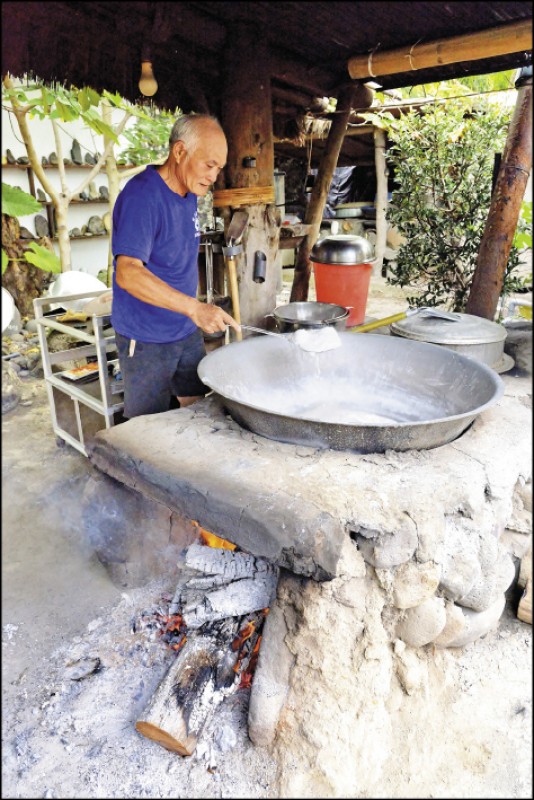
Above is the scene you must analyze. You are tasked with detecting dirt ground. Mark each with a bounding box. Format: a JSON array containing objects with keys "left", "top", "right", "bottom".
[{"left": 2, "top": 273, "right": 532, "bottom": 798}]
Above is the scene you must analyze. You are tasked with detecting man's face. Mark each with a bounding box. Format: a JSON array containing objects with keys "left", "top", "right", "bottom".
[{"left": 174, "top": 125, "right": 227, "bottom": 197}]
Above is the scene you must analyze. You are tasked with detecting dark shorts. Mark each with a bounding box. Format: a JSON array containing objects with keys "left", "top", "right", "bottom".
[{"left": 115, "top": 329, "right": 208, "bottom": 419}]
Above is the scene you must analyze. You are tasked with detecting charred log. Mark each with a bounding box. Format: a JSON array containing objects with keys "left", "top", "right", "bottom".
[
  {"left": 136, "top": 610, "right": 267, "bottom": 755},
  {"left": 170, "top": 543, "right": 278, "bottom": 629}
]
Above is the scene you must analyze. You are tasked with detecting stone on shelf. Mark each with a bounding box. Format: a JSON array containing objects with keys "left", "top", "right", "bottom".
[
  {"left": 6, "top": 149, "right": 16, "bottom": 164},
  {"left": 69, "top": 227, "right": 82, "bottom": 238},
  {"left": 87, "top": 215, "right": 105, "bottom": 235},
  {"left": 88, "top": 181, "right": 99, "bottom": 200},
  {"left": 99, "top": 185, "right": 109, "bottom": 201},
  {"left": 37, "top": 189, "right": 47, "bottom": 202},
  {"left": 16, "top": 156, "right": 29, "bottom": 165},
  {"left": 34, "top": 215, "right": 50, "bottom": 238},
  {"left": 49, "top": 152, "right": 58, "bottom": 165},
  {"left": 79, "top": 190, "right": 90, "bottom": 201},
  {"left": 19, "top": 226, "right": 34, "bottom": 239},
  {"left": 71, "top": 139, "right": 83, "bottom": 165},
  {"left": 41, "top": 155, "right": 49, "bottom": 166},
  {"left": 85, "top": 153, "right": 97, "bottom": 165},
  {"left": 63, "top": 158, "right": 72, "bottom": 166}
]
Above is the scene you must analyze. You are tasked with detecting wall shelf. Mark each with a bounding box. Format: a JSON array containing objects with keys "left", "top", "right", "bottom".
[{"left": 3, "top": 162, "right": 138, "bottom": 170}]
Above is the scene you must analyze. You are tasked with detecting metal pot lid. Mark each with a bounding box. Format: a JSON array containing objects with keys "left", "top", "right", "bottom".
[
  {"left": 273, "top": 301, "right": 348, "bottom": 323},
  {"left": 310, "top": 234, "right": 374, "bottom": 264},
  {"left": 390, "top": 312, "right": 507, "bottom": 345}
]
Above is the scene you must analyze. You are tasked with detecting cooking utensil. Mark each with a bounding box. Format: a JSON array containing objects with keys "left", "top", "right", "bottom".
[
  {"left": 204, "top": 241, "right": 214, "bottom": 305},
  {"left": 197, "top": 333, "right": 503, "bottom": 453},
  {"left": 223, "top": 210, "right": 249, "bottom": 341},
  {"left": 309, "top": 234, "right": 374, "bottom": 265},
  {"left": 350, "top": 306, "right": 460, "bottom": 333},
  {"left": 390, "top": 311, "right": 512, "bottom": 372},
  {"left": 239, "top": 324, "right": 288, "bottom": 342},
  {"left": 271, "top": 301, "right": 349, "bottom": 333}
]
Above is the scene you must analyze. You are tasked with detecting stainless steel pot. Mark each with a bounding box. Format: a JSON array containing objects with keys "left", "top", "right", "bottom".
[
  {"left": 390, "top": 312, "right": 513, "bottom": 373},
  {"left": 309, "top": 234, "right": 374, "bottom": 265},
  {"left": 198, "top": 332, "right": 503, "bottom": 453},
  {"left": 272, "top": 301, "right": 349, "bottom": 333}
]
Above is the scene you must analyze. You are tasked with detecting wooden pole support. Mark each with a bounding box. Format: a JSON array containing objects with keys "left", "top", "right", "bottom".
[{"left": 226, "top": 255, "right": 242, "bottom": 339}]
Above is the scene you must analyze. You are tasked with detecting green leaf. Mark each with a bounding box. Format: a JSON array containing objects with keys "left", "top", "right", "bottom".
[
  {"left": 81, "top": 110, "right": 119, "bottom": 142},
  {"left": 24, "top": 243, "right": 62, "bottom": 273},
  {"left": 40, "top": 87, "right": 50, "bottom": 114},
  {"left": 85, "top": 87, "right": 102, "bottom": 107},
  {"left": 54, "top": 98, "right": 79, "bottom": 122},
  {"left": 78, "top": 88, "right": 90, "bottom": 111},
  {"left": 1, "top": 183, "right": 41, "bottom": 216},
  {"left": 101, "top": 90, "right": 125, "bottom": 108},
  {"left": 2, "top": 248, "right": 8, "bottom": 275}
]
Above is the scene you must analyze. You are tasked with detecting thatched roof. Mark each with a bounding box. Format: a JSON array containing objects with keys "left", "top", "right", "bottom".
[{"left": 2, "top": 1, "right": 532, "bottom": 165}]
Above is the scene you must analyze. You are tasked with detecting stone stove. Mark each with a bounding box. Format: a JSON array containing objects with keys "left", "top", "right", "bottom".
[{"left": 83, "top": 374, "right": 531, "bottom": 751}]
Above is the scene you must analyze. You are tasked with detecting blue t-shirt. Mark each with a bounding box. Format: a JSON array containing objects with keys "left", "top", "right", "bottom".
[{"left": 111, "top": 165, "right": 200, "bottom": 343}]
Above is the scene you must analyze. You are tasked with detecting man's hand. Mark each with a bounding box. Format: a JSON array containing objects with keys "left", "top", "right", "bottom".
[{"left": 190, "top": 301, "right": 240, "bottom": 335}]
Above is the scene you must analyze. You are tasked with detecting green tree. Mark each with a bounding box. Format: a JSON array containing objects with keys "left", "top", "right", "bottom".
[
  {"left": 2, "top": 183, "right": 61, "bottom": 275},
  {"left": 2, "top": 76, "right": 150, "bottom": 274},
  {"left": 383, "top": 95, "right": 528, "bottom": 311}
]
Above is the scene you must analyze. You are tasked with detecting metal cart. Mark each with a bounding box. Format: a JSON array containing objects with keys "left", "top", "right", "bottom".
[{"left": 33, "top": 289, "right": 124, "bottom": 456}]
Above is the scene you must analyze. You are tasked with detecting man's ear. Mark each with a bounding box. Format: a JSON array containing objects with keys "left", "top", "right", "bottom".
[{"left": 172, "top": 141, "right": 186, "bottom": 162}]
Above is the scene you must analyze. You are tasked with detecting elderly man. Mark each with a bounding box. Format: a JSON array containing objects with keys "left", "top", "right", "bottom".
[{"left": 111, "top": 114, "right": 239, "bottom": 419}]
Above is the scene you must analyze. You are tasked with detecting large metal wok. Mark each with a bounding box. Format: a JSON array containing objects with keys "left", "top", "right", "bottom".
[{"left": 197, "top": 333, "right": 504, "bottom": 453}]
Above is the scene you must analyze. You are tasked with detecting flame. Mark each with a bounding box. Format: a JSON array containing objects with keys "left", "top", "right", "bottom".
[
  {"left": 192, "top": 520, "right": 237, "bottom": 550},
  {"left": 232, "top": 621, "right": 256, "bottom": 651}
]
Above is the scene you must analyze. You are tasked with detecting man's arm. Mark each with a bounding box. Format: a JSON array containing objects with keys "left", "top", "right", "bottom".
[{"left": 115, "top": 255, "right": 239, "bottom": 334}]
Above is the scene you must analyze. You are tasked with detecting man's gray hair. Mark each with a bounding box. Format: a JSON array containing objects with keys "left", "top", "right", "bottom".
[{"left": 169, "top": 114, "right": 224, "bottom": 151}]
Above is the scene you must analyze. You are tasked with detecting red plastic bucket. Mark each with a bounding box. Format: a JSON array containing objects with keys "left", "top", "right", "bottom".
[{"left": 313, "top": 261, "right": 372, "bottom": 326}]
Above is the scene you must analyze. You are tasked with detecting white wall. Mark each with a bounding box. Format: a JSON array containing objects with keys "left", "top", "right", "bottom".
[{"left": 2, "top": 99, "right": 136, "bottom": 278}]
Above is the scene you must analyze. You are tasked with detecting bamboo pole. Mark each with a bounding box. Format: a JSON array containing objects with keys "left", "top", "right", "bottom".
[
  {"left": 348, "top": 20, "right": 532, "bottom": 81},
  {"left": 465, "top": 76, "right": 532, "bottom": 320}
]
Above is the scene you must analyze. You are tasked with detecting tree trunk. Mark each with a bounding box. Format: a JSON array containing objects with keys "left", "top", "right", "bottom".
[
  {"left": 1, "top": 214, "right": 53, "bottom": 318},
  {"left": 290, "top": 83, "right": 359, "bottom": 302},
  {"left": 220, "top": 22, "right": 279, "bottom": 327},
  {"left": 465, "top": 78, "right": 532, "bottom": 319},
  {"left": 103, "top": 101, "right": 122, "bottom": 287}
]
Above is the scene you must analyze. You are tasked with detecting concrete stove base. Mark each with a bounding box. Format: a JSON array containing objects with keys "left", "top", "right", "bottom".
[{"left": 85, "top": 373, "right": 530, "bottom": 631}]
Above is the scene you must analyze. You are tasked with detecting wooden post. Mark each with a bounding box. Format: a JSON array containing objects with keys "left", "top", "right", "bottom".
[
  {"left": 465, "top": 76, "right": 532, "bottom": 319},
  {"left": 373, "top": 126, "right": 388, "bottom": 276},
  {"left": 290, "top": 82, "right": 368, "bottom": 302},
  {"left": 220, "top": 23, "right": 279, "bottom": 328}
]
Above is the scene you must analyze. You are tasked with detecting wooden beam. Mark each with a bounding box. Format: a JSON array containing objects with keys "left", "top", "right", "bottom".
[{"left": 348, "top": 20, "right": 533, "bottom": 81}]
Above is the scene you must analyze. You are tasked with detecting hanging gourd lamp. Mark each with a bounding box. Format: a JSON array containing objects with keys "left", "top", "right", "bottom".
[{"left": 138, "top": 48, "right": 158, "bottom": 97}]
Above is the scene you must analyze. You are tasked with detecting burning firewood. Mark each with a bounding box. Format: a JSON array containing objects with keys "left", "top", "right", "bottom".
[
  {"left": 135, "top": 538, "right": 276, "bottom": 756},
  {"left": 168, "top": 543, "right": 278, "bottom": 628},
  {"left": 135, "top": 610, "right": 267, "bottom": 755}
]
